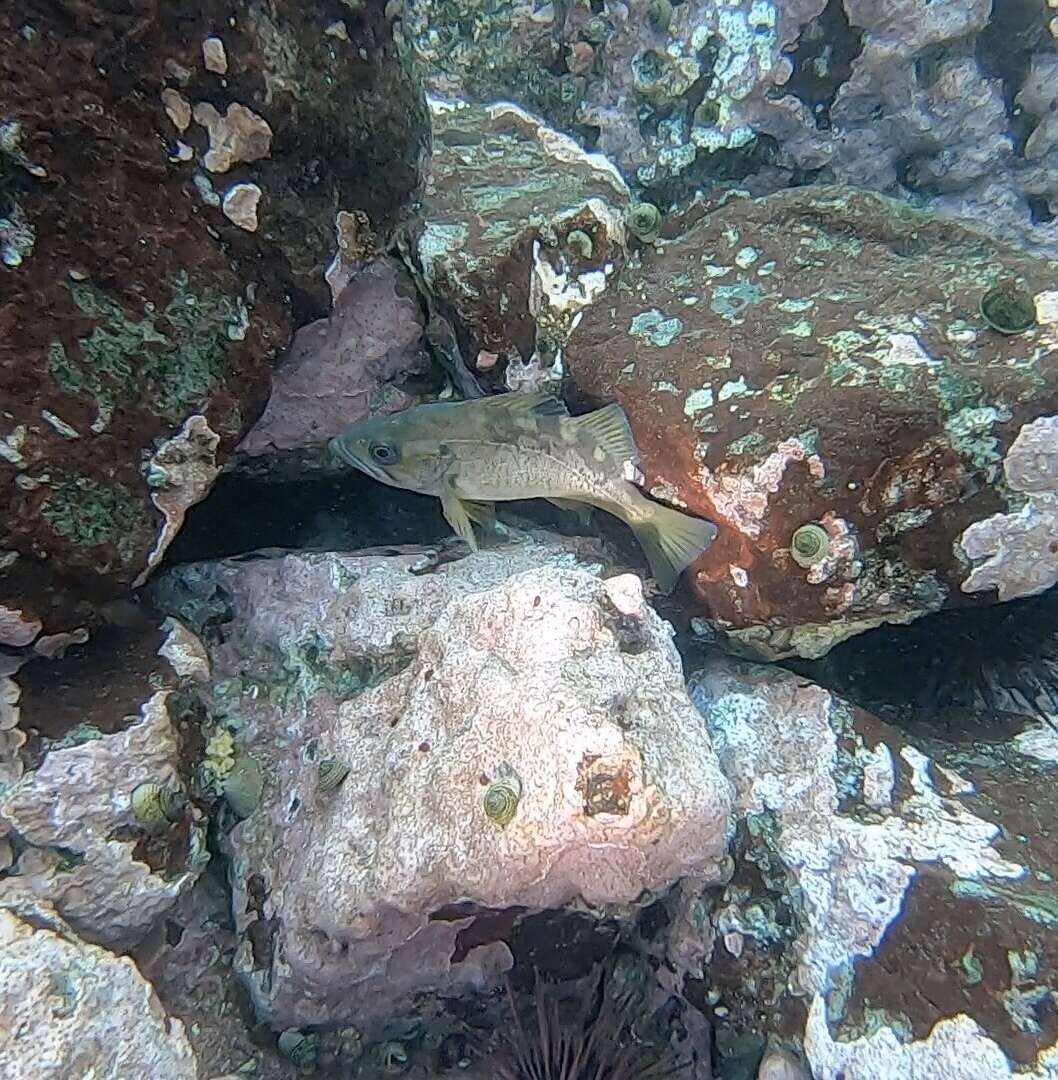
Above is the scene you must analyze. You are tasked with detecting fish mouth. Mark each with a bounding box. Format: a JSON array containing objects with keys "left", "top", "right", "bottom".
[{"left": 329, "top": 437, "right": 392, "bottom": 486}]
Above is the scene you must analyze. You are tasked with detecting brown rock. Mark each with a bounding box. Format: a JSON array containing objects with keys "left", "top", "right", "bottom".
[
  {"left": 0, "top": 0, "right": 428, "bottom": 635},
  {"left": 565, "top": 187, "right": 1058, "bottom": 657}
]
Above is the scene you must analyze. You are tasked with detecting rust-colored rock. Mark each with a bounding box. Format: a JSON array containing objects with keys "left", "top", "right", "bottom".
[
  {"left": 0, "top": 0, "right": 427, "bottom": 638},
  {"left": 565, "top": 187, "right": 1058, "bottom": 658}
]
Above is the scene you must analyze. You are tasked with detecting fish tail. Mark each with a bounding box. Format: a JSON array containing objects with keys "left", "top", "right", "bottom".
[{"left": 628, "top": 499, "right": 717, "bottom": 594}]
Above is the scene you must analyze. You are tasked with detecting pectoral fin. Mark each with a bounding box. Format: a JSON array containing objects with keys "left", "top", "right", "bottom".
[{"left": 440, "top": 492, "right": 494, "bottom": 550}]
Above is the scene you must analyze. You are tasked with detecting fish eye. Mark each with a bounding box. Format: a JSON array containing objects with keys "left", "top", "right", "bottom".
[{"left": 369, "top": 442, "right": 398, "bottom": 465}]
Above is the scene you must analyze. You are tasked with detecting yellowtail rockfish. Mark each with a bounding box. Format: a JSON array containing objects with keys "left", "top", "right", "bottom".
[{"left": 329, "top": 392, "right": 717, "bottom": 593}]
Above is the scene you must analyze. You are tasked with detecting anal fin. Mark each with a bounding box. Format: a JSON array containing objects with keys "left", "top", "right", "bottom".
[{"left": 545, "top": 496, "right": 594, "bottom": 527}]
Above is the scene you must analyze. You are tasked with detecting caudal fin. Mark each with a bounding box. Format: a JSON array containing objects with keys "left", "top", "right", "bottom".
[{"left": 631, "top": 502, "right": 717, "bottom": 594}]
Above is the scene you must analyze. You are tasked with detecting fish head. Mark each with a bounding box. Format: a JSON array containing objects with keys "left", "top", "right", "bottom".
[{"left": 329, "top": 409, "right": 450, "bottom": 494}]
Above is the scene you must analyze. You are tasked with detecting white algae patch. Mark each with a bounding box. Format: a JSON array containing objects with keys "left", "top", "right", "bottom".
[
  {"left": 0, "top": 910, "right": 198, "bottom": 1078},
  {"left": 689, "top": 660, "right": 1024, "bottom": 1000},
  {"left": 959, "top": 415, "right": 1058, "bottom": 601},
  {"left": 804, "top": 994, "right": 1058, "bottom": 1080},
  {"left": 222, "top": 181, "right": 262, "bottom": 232},
  {"left": 135, "top": 415, "right": 221, "bottom": 588}
]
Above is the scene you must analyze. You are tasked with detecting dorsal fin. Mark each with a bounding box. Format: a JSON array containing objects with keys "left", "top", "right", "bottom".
[
  {"left": 472, "top": 391, "right": 569, "bottom": 417},
  {"left": 565, "top": 403, "right": 638, "bottom": 462}
]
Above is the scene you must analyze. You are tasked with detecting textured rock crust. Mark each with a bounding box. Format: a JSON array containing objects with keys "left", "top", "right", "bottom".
[
  {"left": 0, "top": 0, "right": 427, "bottom": 634},
  {"left": 0, "top": 908, "right": 198, "bottom": 1079},
  {"left": 412, "top": 95, "right": 631, "bottom": 378},
  {"left": 236, "top": 258, "right": 429, "bottom": 458},
  {"left": 397, "top": 0, "right": 1058, "bottom": 258},
  {"left": 688, "top": 656, "right": 1058, "bottom": 1075},
  {"left": 153, "top": 534, "right": 732, "bottom": 1034},
  {"left": 0, "top": 688, "right": 207, "bottom": 951},
  {"left": 565, "top": 187, "right": 1058, "bottom": 657},
  {"left": 958, "top": 412, "right": 1058, "bottom": 602}
]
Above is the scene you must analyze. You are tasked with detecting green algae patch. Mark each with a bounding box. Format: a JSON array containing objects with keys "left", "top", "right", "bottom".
[
  {"left": 48, "top": 272, "right": 248, "bottom": 426},
  {"left": 630, "top": 309, "right": 684, "bottom": 347},
  {"left": 710, "top": 281, "right": 762, "bottom": 322},
  {"left": 41, "top": 474, "right": 151, "bottom": 566}
]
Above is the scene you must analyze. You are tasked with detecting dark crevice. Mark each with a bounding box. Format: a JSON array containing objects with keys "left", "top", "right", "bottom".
[
  {"left": 1027, "top": 194, "right": 1056, "bottom": 224},
  {"left": 780, "top": 586, "right": 1058, "bottom": 741},
  {"left": 782, "top": 0, "right": 864, "bottom": 130},
  {"left": 976, "top": 0, "right": 1051, "bottom": 155}
]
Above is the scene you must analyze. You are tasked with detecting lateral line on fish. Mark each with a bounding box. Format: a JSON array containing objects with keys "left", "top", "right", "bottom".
[{"left": 440, "top": 436, "right": 642, "bottom": 518}]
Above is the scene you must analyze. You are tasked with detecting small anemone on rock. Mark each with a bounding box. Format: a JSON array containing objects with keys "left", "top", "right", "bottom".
[
  {"left": 623, "top": 201, "right": 663, "bottom": 243},
  {"left": 980, "top": 279, "right": 1037, "bottom": 335},
  {"left": 486, "top": 968, "right": 689, "bottom": 1080}
]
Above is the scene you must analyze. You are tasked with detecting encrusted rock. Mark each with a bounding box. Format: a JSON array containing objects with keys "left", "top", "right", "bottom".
[
  {"left": 401, "top": 0, "right": 1058, "bottom": 258},
  {"left": 0, "top": 675, "right": 24, "bottom": 789},
  {"left": 152, "top": 533, "right": 732, "bottom": 1034},
  {"left": 412, "top": 96, "right": 630, "bottom": 381},
  {"left": 0, "top": 688, "right": 208, "bottom": 951},
  {"left": 688, "top": 656, "right": 1058, "bottom": 1077},
  {"left": 0, "top": 909, "right": 198, "bottom": 1078},
  {"left": 958, "top": 413, "right": 1058, "bottom": 602},
  {"left": 0, "top": 0, "right": 426, "bottom": 634},
  {"left": 565, "top": 186, "right": 1058, "bottom": 658},
  {"left": 236, "top": 258, "right": 429, "bottom": 460}
]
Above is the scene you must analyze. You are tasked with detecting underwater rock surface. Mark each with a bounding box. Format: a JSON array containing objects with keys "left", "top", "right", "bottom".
[
  {"left": 688, "top": 656, "right": 1058, "bottom": 1078},
  {"left": 0, "top": 0, "right": 426, "bottom": 637},
  {"left": 412, "top": 94, "right": 632, "bottom": 386},
  {"left": 236, "top": 257, "right": 430, "bottom": 462},
  {"left": 565, "top": 186, "right": 1058, "bottom": 658},
  {"left": 152, "top": 533, "right": 732, "bottom": 1034},
  {"left": 397, "top": 0, "right": 1058, "bottom": 258},
  {"left": 0, "top": 907, "right": 198, "bottom": 1078},
  {"left": 0, "top": 621, "right": 207, "bottom": 951}
]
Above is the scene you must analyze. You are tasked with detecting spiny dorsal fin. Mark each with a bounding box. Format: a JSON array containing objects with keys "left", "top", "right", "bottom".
[
  {"left": 566, "top": 403, "right": 638, "bottom": 462},
  {"left": 473, "top": 391, "right": 569, "bottom": 417}
]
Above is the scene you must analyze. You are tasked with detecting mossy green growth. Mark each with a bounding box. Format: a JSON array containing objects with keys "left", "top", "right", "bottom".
[
  {"left": 48, "top": 272, "right": 247, "bottom": 424},
  {"left": 41, "top": 474, "right": 150, "bottom": 565},
  {"left": 260, "top": 631, "right": 417, "bottom": 708}
]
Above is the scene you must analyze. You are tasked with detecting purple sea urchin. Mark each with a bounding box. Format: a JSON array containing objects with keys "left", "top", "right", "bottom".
[{"left": 490, "top": 969, "right": 691, "bottom": 1080}]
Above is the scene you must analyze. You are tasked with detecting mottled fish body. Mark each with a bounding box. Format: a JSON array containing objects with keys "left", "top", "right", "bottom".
[{"left": 329, "top": 392, "right": 717, "bottom": 592}]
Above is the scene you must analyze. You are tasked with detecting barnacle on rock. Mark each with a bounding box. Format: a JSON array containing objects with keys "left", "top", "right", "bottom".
[
  {"left": 647, "top": 0, "right": 673, "bottom": 33},
  {"left": 130, "top": 782, "right": 187, "bottom": 826},
  {"left": 980, "top": 280, "right": 1036, "bottom": 335},
  {"left": 790, "top": 523, "right": 830, "bottom": 568},
  {"left": 318, "top": 757, "right": 350, "bottom": 792},
  {"left": 484, "top": 772, "right": 522, "bottom": 827},
  {"left": 222, "top": 754, "right": 264, "bottom": 819},
  {"left": 376, "top": 1040, "right": 409, "bottom": 1073},
  {"left": 566, "top": 228, "right": 594, "bottom": 259},
  {"left": 278, "top": 1029, "right": 320, "bottom": 1068},
  {"left": 624, "top": 201, "right": 662, "bottom": 243}
]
